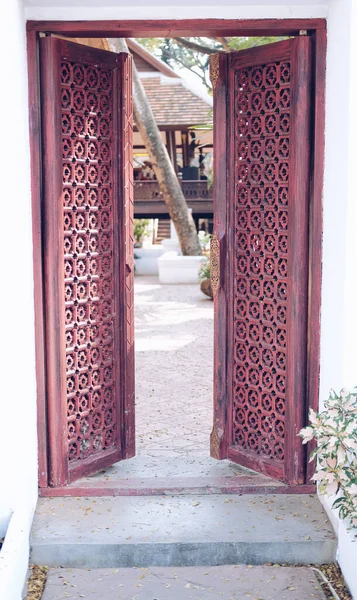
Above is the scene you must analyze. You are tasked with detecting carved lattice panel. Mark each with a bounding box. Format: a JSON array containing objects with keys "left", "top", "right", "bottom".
[
  {"left": 61, "top": 60, "right": 117, "bottom": 464},
  {"left": 232, "top": 61, "right": 291, "bottom": 463}
]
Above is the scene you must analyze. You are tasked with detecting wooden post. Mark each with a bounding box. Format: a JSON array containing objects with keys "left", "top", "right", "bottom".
[
  {"left": 170, "top": 131, "right": 178, "bottom": 174},
  {"left": 181, "top": 130, "right": 189, "bottom": 168},
  {"left": 165, "top": 131, "right": 172, "bottom": 161}
]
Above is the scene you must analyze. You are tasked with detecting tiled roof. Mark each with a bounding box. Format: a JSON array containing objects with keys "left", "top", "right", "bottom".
[{"left": 139, "top": 76, "right": 212, "bottom": 129}]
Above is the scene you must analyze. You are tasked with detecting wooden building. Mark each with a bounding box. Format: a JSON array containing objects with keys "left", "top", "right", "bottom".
[{"left": 128, "top": 40, "right": 214, "bottom": 230}]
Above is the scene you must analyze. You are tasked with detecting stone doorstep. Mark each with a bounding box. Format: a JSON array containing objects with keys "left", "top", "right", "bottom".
[
  {"left": 41, "top": 566, "right": 327, "bottom": 600},
  {"left": 38, "top": 457, "right": 313, "bottom": 497},
  {"left": 39, "top": 477, "right": 315, "bottom": 497},
  {"left": 30, "top": 494, "right": 337, "bottom": 569}
]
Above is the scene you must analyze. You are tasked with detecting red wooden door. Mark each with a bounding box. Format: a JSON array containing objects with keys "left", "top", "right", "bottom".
[
  {"left": 40, "top": 37, "right": 134, "bottom": 486},
  {"left": 210, "top": 38, "right": 312, "bottom": 485}
]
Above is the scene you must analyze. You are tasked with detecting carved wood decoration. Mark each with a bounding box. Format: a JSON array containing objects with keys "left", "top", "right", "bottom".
[
  {"left": 210, "top": 232, "right": 220, "bottom": 297},
  {"left": 61, "top": 58, "right": 119, "bottom": 466},
  {"left": 40, "top": 37, "right": 134, "bottom": 486},
  {"left": 209, "top": 53, "right": 220, "bottom": 90},
  {"left": 232, "top": 58, "right": 291, "bottom": 470},
  {"left": 213, "top": 38, "right": 312, "bottom": 485}
]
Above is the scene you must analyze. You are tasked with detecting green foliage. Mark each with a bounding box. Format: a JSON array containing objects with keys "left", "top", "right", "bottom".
[
  {"left": 227, "top": 36, "right": 287, "bottom": 51},
  {"left": 300, "top": 387, "right": 357, "bottom": 532},
  {"left": 197, "top": 233, "right": 211, "bottom": 280},
  {"left": 138, "top": 37, "right": 217, "bottom": 90},
  {"left": 134, "top": 218, "right": 150, "bottom": 243},
  {"left": 136, "top": 37, "right": 288, "bottom": 91},
  {"left": 136, "top": 38, "right": 163, "bottom": 54},
  {"left": 198, "top": 259, "right": 210, "bottom": 282}
]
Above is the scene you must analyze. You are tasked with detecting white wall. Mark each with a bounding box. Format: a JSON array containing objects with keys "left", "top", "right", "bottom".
[
  {"left": 0, "top": 0, "right": 38, "bottom": 598},
  {"left": 24, "top": 0, "right": 328, "bottom": 21},
  {"left": 320, "top": 1, "right": 357, "bottom": 596},
  {"left": 1, "top": 0, "right": 357, "bottom": 597}
]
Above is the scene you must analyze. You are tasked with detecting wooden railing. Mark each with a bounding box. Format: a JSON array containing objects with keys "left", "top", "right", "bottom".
[{"left": 134, "top": 179, "right": 213, "bottom": 201}]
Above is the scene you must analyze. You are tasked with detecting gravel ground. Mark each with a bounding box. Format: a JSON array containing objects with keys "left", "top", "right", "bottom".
[{"left": 134, "top": 276, "right": 214, "bottom": 457}]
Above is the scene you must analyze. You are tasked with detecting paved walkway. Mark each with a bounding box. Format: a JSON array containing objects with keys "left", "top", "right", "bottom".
[
  {"left": 134, "top": 276, "right": 213, "bottom": 458},
  {"left": 41, "top": 565, "right": 326, "bottom": 599}
]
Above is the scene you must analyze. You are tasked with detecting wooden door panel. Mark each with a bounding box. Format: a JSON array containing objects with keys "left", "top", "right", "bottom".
[
  {"left": 40, "top": 37, "right": 134, "bottom": 486},
  {"left": 211, "top": 38, "right": 312, "bottom": 485}
]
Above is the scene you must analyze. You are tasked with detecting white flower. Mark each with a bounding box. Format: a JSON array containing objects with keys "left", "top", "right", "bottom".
[
  {"left": 299, "top": 385, "right": 357, "bottom": 530},
  {"left": 312, "top": 471, "right": 327, "bottom": 482},
  {"left": 326, "top": 480, "right": 339, "bottom": 495},
  {"left": 343, "top": 397, "right": 357, "bottom": 410},
  {"left": 337, "top": 446, "right": 347, "bottom": 465},
  {"left": 309, "top": 409, "right": 320, "bottom": 426},
  {"left": 328, "top": 436, "right": 339, "bottom": 449},
  {"left": 326, "top": 457, "right": 337, "bottom": 469},
  {"left": 345, "top": 422, "right": 357, "bottom": 436},
  {"left": 344, "top": 438, "right": 357, "bottom": 451},
  {"left": 300, "top": 426, "right": 314, "bottom": 443}
]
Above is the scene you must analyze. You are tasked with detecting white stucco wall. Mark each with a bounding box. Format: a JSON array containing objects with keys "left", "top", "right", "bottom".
[
  {"left": 320, "top": 0, "right": 357, "bottom": 596},
  {"left": 0, "top": 0, "right": 38, "bottom": 598},
  {"left": 24, "top": 0, "right": 328, "bottom": 21},
  {"left": 1, "top": 0, "right": 357, "bottom": 597}
]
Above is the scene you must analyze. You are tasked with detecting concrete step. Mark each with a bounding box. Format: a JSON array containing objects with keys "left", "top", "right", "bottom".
[
  {"left": 41, "top": 565, "right": 327, "bottom": 599},
  {"left": 155, "top": 218, "right": 171, "bottom": 243},
  {"left": 30, "top": 494, "right": 336, "bottom": 569},
  {"left": 39, "top": 456, "right": 290, "bottom": 497}
]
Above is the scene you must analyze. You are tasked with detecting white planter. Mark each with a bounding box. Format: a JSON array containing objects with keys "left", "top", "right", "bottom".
[
  {"left": 161, "top": 238, "right": 181, "bottom": 253},
  {"left": 0, "top": 510, "right": 30, "bottom": 600},
  {"left": 158, "top": 252, "right": 208, "bottom": 284},
  {"left": 134, "top": 246, "right": 165, "bottom": 276}
]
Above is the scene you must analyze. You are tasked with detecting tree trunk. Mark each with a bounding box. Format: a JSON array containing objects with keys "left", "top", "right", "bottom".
[{"left": 108, "top": 38, "right": 202, "bottom": 256}]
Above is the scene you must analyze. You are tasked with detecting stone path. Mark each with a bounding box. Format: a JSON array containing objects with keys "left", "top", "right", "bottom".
[
  {"left": 134, "top": 276, "right": 213, "bottom": 458},
  {"left": 41, "top": 565, "right": 327, "bottom": 599}
]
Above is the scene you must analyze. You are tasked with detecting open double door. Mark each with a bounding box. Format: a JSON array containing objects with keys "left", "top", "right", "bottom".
[{"left": 40, "top": 35, "right": 313, "bottom": 488}]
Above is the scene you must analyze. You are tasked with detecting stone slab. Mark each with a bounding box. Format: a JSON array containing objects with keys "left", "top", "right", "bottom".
[
  {"left": 42, "top": 566, "right": 327, "bottom": 599},
  {"left": 40, "top": 456, "right": 287, "bottom": 497},
  {"left": 30, "top": 494, "right": 336, "bottom": 567},
  {"left": 76, "top": 456, "right": 266, "bottom": 480}
]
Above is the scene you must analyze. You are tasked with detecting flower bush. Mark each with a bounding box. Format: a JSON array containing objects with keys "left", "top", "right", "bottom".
[
  {"left": 300, "top": 388, "right": 357, "bottom": 530},
  {"left": 198, "top": 259, "right": 210, "bottom": 282},
  {"left": 134, "top": 218, "right": 150, "bottom": 245},
  {"left": 198, "top": 231, "right": 211, "bottom": 254}
]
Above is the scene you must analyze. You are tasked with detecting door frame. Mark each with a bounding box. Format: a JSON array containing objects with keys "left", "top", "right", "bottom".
[{"left": 27, "top": 19, "right": 326, "bottom": 490}]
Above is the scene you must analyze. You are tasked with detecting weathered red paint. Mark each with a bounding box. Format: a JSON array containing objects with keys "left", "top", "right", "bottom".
[
  {"left": 27, "top": 30, "right": 49, "bottom": 489},
  {"left": 26, "top": 18, "right": 326, "bottom": 37},
  {"left": 40, "top": 37, "right": 134, "bottom": 486},
  {"left": 212, "top": 38, "right": 313, "bottom": 485},
  {"left": 210, "top": 52, "right": 229, "bottom": 460},
  {"left": 306, "top": 29, "right": 327, "bottom": 483}
]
